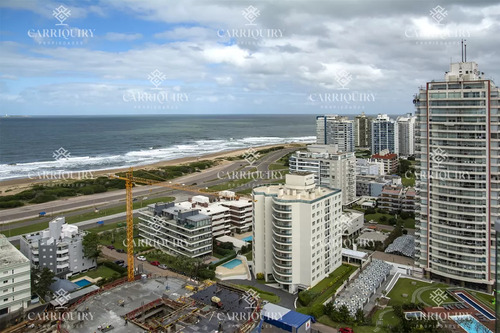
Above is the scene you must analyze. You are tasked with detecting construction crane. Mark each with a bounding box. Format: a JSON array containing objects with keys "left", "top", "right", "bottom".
[{"left": 109, "top": 168, "right": 222, "bottom": 281}]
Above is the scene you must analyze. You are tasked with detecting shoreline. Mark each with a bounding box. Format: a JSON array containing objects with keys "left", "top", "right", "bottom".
[{"left": 0, "top": 143, "right": 304, "bottom": 194}]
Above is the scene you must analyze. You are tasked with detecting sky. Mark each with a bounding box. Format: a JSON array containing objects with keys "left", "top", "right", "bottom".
[{"left": 0, "top": 0, "right": 499, "bottom": 116}]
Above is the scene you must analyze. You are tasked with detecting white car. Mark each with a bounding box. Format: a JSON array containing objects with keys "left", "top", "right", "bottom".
[{"left": 136, "top": 255, "right": 146, "bottom": 261}]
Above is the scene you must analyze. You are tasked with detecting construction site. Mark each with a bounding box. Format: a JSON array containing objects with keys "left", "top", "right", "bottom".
[{"left": 6, "top": 276, "right": 261, "bottom": 333}]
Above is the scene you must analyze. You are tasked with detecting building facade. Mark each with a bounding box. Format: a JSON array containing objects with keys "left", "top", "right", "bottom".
[
  {"left": 139, "top": 202, "right": 212, "bottom": 258},
  {"left": 0, "top": 235, "right": 31, "bottom": 318},
  {"left": 371, "top": 114, "right": 398, "bottom": 155},
  {"left": 356, "top": 175, "right": 402, "bottom": 197},
  {"left": 316, "top": 115, "right": 355, "bottom": 152},
  {"left": 354, "top": 112, "right": 372, "bottom": 148},
  {"left": 253, "top": 173, "right": 343, "bottom": 294},
  {"left": 289, "top": 145, "right": 356, "bottom": 206},
  {"left": 356, "top": 158, "right": 385, "bottom": 176},
  {"left": 414, "top": 61, "right": 499, "bottom": 292},
  {"left": 20, "top": 217, "right": 96, "bottom": 278},
  {"left": 378, "top": 185, "right": 416, "bottom": 213},
  {"left": 371, "top": 150, "right": 399, "bottom": 174},
  {"left": 397, "top": 113, "right": 417, "bottom": 157}
]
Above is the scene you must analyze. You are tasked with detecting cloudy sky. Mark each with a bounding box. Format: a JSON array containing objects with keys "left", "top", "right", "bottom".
[{"left": 0, "top": 0, "right": 499, "bottom": 116}]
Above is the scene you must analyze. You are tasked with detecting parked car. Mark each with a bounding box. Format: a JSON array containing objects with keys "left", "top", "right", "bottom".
[
  {"left": 339, "top": 328, "right": 354, "bottom": 333},
  {"left": 114, "top": 260, "right": 125, "bottom": 265},
  {"left": 116, "top": 249, "right": 125, "bottom": 253},
  {"left": 158, "top": 264, "right": 168, "bottom": 270},
  {"left": 106, "top": 245, "right": 115, "bottom": 250},
  {"left": 136, "top": 255, "right": 146, "bottom": 261},
  {"left": 150, "top": 261, "right": 160, "bottom": 266}
]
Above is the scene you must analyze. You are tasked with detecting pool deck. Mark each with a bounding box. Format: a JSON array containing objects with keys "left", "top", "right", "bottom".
[
  {"left": 71, "top": 276, "right": 102, "bottom": 285},
  {"left": 423, "top": 290, "right": 495, "bottom": 333},
  {"left": 215, "top": 256, "right": 251, "bottom": 281}
]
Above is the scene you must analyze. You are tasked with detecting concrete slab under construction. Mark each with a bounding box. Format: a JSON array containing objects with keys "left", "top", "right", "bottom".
[{"left": 63, "top": 276, "right": 191, "bottom": 333}]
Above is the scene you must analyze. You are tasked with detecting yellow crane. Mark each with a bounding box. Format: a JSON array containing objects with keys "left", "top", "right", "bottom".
[{"left": 109, "top": 168, "right": 221, "bottom": 281}]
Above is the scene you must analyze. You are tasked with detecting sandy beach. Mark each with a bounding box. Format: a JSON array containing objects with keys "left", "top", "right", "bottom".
[{"left": 0, "top": 143, "right": 303, "bottom": 195}]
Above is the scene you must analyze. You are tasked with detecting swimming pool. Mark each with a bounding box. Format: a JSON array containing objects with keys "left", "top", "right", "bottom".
[
  {"left": 456, "top": 292, "right": 496, "bottom": 320},
  {"left": 450, "top": 315, "right": 492, "bottom": 333},
  {"left": 242, "top": 236, "right": 253, "bottom": 242},
  {"left": 222, "top": 259, "right": 243, "bottom": 269},
  {"left": 74, "top": 279, "right": 92, "bottom": 288}
]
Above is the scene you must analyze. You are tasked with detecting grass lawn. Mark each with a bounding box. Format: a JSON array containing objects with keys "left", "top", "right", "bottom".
[
  {"left": 234, "top": 284, "right": 280, "bottom": 304},
  {"left": 236, "top": 188, "right": 252, "bottom": 196},
  {"left": 402, "top": 174, "right": 415, "bottom": 187},
  {"left": 88, "top": 217, "right": 139, "bottom": 233},
  {"left": 371, "top": 307, "right": 399, "bottom": 329},
  {"left": 364, "top": 212, "right": 415, "bottom": 229},
  {"left": 5, "top": 196, "right": 175, "bottom": 237},
  {"left": 301, "top": 264, "right": 357, "bottom": 308},
  {"left": 244, "top": 251, "right": 252, "bottom": 260},
  {"left": 387, "top": 278, "right": 452, "bottom": 307},
  {"left": 71, "top": 265, "right": 121, "bottom": 280},
  {"left": 268, "top": 163, "right": 288, "bottom": 170}
]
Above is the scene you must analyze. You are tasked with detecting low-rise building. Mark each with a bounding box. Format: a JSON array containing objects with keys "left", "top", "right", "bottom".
[
  {"left": 20, "top": 217, "right": 96, "bottom": 278},
  {"left": 0, "top": 235, "right": 31, "bottom": 319},
  {"left": 340, "top": 210, "right": 364, "bottom": 239},
  {"left": 139, "top": 202, "right": 212, "bottom": 258},
  {"left": 378, "top": 185, "right": 416, "bottom": 213},
  {"left": 356, "top": 158, "right": 385, "bottom": 176},
  {"left": 371, "top": 149, "right": 399, "bottom": 174},
  {"left": 356, "top": 175, "right": 401, "bottom": 197}
]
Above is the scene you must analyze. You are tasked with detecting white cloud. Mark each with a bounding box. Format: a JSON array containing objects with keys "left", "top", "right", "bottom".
[{"left": 104, "top": 32, "right": 142, "bottom": 41}]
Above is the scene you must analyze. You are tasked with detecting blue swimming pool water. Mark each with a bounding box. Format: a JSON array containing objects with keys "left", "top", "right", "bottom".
[
  {"left": 451, "top": 315, "right": 492, "bottom": 333},
  {"left": 74, "top": 279, "right": 92, "bottom": 288},
  {"left": 242, "top": 236, "right": 253, "bottom": 242},
  {"left": 222, "top": 259, "right": 243, "bottom": 269},
  {"left": 456, "top": 292, "right": 496, "bottom": 320}
]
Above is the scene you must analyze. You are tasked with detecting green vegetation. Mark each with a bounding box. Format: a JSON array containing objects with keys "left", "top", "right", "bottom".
[
  {"left": 205, "top": 178, "right": 253, "bottom": 192},
  {"left": 213, "top": 241, "right": 235, "bottom": 258},
  {"left": 71, "top": 264, "right": 122, "bottom": 280},
  {"left": 31, "top": 267, "right": 56, "bottom": 299},
  {"left": 145, "top": 249, "right": 215, "bottom": 279},
  {"left": 269, "top": 163, "right": 288, "bottom": 170},
  {"left": 470, "top": 291, "right": 495, "bottom": 310},
  {"left": 402, "top": 174, "right": 415, "bottom": 187},
  {"left": 0, "top": 160, "right": 214, "bottom": 209},
  {"left": 355, "top": 149, "right": 371, "bottom": 159},
  {"left": 82, "top": 232, "right": 100, "bottom": 259},
  {"left": 297, "top": 264, "right": 356, "bottom": 314},
  {"left": 357, "top": 207, "right": 415, "bottom": 229},
  {"left": 3, "top": 196, "right": 174, "bottom": 237},
  {"left": 98, "top": 224, "right": 153, "bottom": 253},
  {"left": 234, "top": 284, "right": 280, "bottom": 304}
]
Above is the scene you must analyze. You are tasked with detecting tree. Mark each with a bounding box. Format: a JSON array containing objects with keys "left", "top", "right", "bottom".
[
  {"left": 82, "top": 232, "right": 100, "bottom": 259},
  {"left": 380, "top": 216, "right": 387, "bottom": 223},
  {"left": 31, "top": 267, "right": 56, "bottom": 299},
  {"left": 355, "top": 308, "right": 365, "bottom": 324},
  {"left": 338, "top": 305, "right": 351, "bottom": 323}
]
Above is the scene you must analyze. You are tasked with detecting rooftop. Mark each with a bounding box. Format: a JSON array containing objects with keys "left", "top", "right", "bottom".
[{"left": 0, "top": 234, "right": 29, "bottom": 268}]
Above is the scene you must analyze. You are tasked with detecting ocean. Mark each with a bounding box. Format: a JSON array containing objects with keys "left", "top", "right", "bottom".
[{"left": 0, "top": 115, "right": 316, "bottom": 180}]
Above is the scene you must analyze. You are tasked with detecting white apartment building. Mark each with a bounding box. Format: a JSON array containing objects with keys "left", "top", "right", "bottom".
[
  {"left": 354, "top": 112, "right": 372, "bottom": 148},
  {"left": 20, "top": 217, "right": 96, "bottom": 278},
  {"left": 253, "top": 173, "right": 343, "bottom": 294},
  {"left": 414, "top": 61, "right": 499, "bottom": 292},
  {"left": 371, "top": 114, "right": 399, "bottom": 155},
  {"left": 0, "top": 235, "right": 31, "bottom": 318},
  {"left": 356, "top": 158, "right": 385, "bottom": 176},
  {"left": 289, "top": 145, "right": 356, "bottom": 206},
  {"left": 340, "top": 210, "right": 364, "bottom": 238},
  {"left": 316, "top": 115, "right": 355, "bottom": 152},
  {"left": 168, "top": 193, "right": 253, "bottom": 237},
  {"left": 139, "top": 202, "right": 212, "bottom": 258},
  {"left": 397, "top": 113, "right": 417, "bottom": 157}
]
